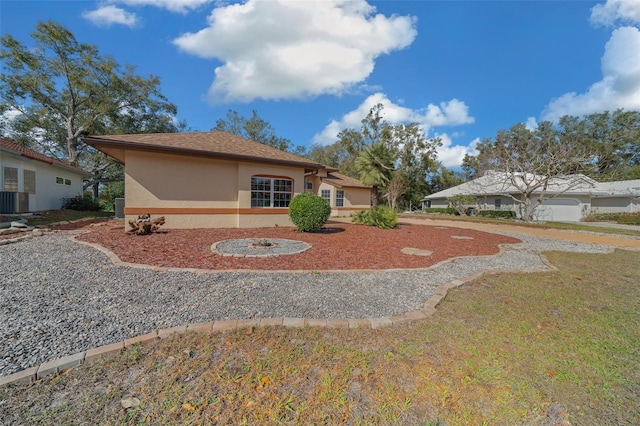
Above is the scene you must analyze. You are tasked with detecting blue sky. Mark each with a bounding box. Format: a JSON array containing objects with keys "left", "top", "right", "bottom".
[{"left": 1, "top": 0, "right": 639, "bottom": 168}]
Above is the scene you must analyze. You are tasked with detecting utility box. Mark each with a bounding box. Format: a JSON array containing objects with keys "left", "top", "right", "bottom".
[
  {"left": 0, "top": 192, "right": 29, "bottom": 214},
  {"left": 0, "top": 192, "right": 15, "bottom": 214},
  {"left": 114, "top": 198, "right": 125, "bottom": 218}
]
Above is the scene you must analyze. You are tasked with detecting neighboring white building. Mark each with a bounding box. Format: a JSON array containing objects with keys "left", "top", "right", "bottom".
[
  {"left": 1, "top": 137, "right": 91, "bottom": 213},
  {"left": 422, "top": 171, "right": 640, "bottom": 222}
]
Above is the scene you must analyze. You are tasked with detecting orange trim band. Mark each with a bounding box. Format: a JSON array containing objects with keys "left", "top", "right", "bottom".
[
  {"left": 332, "top": 207, "right": 369, "bottom": 211},
  {"left": 124, "top": 207, "right": 289, "bottom": 215}
]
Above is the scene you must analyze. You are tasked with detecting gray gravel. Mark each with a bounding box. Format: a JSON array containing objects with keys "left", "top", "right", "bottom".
[{"left": 0, "top": 230, "right": 613, "bottom": 377}]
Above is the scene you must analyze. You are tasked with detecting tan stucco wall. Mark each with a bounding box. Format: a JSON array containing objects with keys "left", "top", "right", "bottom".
[
  {"left": 123, "top": 151, "right": 305, "bottom": 228},
  {"left": 125, "top": 151, "right": 238, "bottom": 209},
  {"left": 317, "top": 181, "right": 371, "bottom": 216},
  {"left": 344, "top": 187, "right": 371, "bottom": 208}
]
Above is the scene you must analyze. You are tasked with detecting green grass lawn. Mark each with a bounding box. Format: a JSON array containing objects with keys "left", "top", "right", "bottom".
[{"left": 2, "top": 249, "right": 638, "bottom": 425}]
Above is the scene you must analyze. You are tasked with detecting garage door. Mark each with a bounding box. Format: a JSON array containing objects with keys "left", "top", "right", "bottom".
[{"left": 534, "top": 198, "right": 581, "bottom": 222}]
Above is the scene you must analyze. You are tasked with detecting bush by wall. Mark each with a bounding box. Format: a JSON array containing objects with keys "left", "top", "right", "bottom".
[
  {"left": 477, "top": 210, "right": 516, "bottom": 219},
  {"left": 616, "top": 213, "right": 640, "bottom": 225},
  {"left": 288, "top": 193, "right": 331, "bottom": 232},
  {"left": 352, "top": 205, "right": 397, "bottom": 229},
  {"left": 61, "top": 194, "right": 102, "bottom": 211},
  {"left": 585, "top": 212, "right": 640, "bottom": 225},
  {"left": 423, "top": 207, "right": 458, "bottom": 215}
]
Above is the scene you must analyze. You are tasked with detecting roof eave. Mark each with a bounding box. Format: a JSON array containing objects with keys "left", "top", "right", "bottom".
[{"left": 84, "top": 137, "right": 324, "bottom": 170}]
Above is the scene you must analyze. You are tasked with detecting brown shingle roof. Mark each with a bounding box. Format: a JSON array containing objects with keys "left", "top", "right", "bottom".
[
  {"left": 0, "top": 137, "right": 91, "bottom": 176},
  {"left": 84, "top": 131, "right": 325, "bottom": 170},
  {"left": 321, "top": 171, "right": 371, "bottom": 189}
]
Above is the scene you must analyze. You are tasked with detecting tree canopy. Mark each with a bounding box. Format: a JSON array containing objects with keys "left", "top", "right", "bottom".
[
  {"left": 212, "top": 110, "right": 305, "bottom": 155},
  {"left": 459, "top": 111, "right": 640, "bottom": 222},
  {"left": 307, "top": 104, "right": 442, "bottom": 210},
  {"left": 1, "top": 20, "right": 186, "bottom": 203},
  {"left": 463, "top": 109, "right": 640, "bottom": 182}
]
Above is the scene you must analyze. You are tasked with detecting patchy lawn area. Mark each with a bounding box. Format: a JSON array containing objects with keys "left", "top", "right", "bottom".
[{"left": 2, "top": 249, "right": 638, "bottom": 425}]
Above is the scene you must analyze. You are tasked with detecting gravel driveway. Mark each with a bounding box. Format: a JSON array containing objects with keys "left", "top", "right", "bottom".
[{"left": 0, "top": 230, "right": 613, "bottom": 377}]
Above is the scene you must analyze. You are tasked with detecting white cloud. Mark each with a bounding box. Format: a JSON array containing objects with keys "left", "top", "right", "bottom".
[
  {"left": 312, "top": 93, "right": 474, "bottom": 145},
  {"left": 542, "top": 26, "right": 640, "bottom": 121},
  {"left": 590, "top": 0, "right": 640, "bottom": 27},
  {"left": 114, "top": 0, "right": 212, "bottom": 14},
  {"left": 82, "top": 5, "right": 138, "bottom": 27},
  {"left": 434, "top": 133, "right": 477, "bottom": 169},
  {"left": 173, "top": 0, "right": 417, "bottom": 102},
  {"left": 525, "top": 116, "right": 538, "bottom": 131}
]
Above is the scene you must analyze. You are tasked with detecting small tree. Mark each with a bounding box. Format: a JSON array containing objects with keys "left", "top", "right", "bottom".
[
  {"left": 356, "top": 141, "right": 395, "bottom": 208},
  {"left": 447, "top": 194, "right": 478, "bottom": 216},
  {"left": 464, "top": 122, "right": 593, "bottom": 222}
]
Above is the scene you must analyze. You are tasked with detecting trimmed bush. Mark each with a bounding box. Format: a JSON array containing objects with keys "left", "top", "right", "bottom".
[
  {"left": 352, "top": 205, "right": 398, "bottom": 229},
  {"left": 477, "top": 210, "right": 516, "bottom": 219},
  {"left": 423, "top": 207, "right": 458, "bottom": 215},
  {"left": 61, "top": 194, "right": 101, "bottom": 211},
  {"left": 585, "top": 212, "right": 640, "bottom": 225},
  {"left": 288, "top": 193, "right": 331, "bottom": 232},
  {"left": 616, "top": 213, "right": 640, "bottom": 225}
]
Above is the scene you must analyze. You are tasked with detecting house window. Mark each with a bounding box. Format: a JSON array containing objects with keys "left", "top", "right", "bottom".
[
  {"left": 304, "top": 180, "right": 313, "bottom": 191},
  {"left": 251, "top": 176, "right": 293, "bottom": 208},
  {"left": 336, "top": 190, "right": 344, "bottom": 207},
  {"left": 494, "top": 198, "right": 501, "bottom": 210},
  {"left": 56, "top": 176, "right": 64, "bottom": 185},
  {"left": 321, "top": 189, "right": 331, "bottom": 205},
  {"left": 3, "top": 167, "right": 18, "bottom": 192},
  {"left": 23, "top": 170, "right": 36, "bottom": 194},
  {"left": 64, "top": 178, "right": 71, "bottom": 186}
]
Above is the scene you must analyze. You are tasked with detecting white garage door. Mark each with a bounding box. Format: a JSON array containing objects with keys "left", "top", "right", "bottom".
[{"left": 534, "top": 198, "right": 581, "bottom": 222}]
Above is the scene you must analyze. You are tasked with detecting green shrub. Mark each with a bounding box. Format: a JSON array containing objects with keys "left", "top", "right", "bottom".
[
  {"left": 423, "top": 207, "right": 458, "bottom": 215},
  {"left": 288, "top": 193, "right": 331, "bottom": 232},
  {"left": 61, "top": 194, "right": 102, "bottom": 211},
  {"left": 477, "top": 210, "right": 516, "bottom": 219},
  {"left": 585, "top": 212, "right": 640, "bottom": 225},
  {"left": 616, "top": 213, "right": 640, "bottom": 225},
  {"left": 352, "top": 206, "right": 397, "bottom": 229}
]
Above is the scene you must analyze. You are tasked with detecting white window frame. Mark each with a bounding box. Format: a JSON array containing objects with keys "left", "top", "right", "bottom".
[
  {"left": 3, "top": 167, "right": 18, "bottom": 192},
  {"left": 251, "top": 176, "right": 293, "bottom": 208},
  {"left": 321, "top": 189, "right": 331, "bottom": 205},
  {"left": 336, "top": 190, "right": 344, "bottom": 207}
]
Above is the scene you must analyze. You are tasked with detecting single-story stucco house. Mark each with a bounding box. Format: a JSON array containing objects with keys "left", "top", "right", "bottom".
[
  {"left": 1, "top": 137, "right": 91, "bottom": 214},
  {"left": 84, "top": 131, "right": 371, "bottom": 228},
  {"left": 422, "top": 171, "right": 640, "bottom": 222}
]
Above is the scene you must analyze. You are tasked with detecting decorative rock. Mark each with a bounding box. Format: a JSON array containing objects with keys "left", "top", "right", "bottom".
[
  {"left": 11, "top": 221, "right": 29, "bottom": 229},
  {"left": 120, "top": 397, "right": 141, "bottom": 409},
  {"left": 401, "top": 247, "right": 433, "bottom": 257}
]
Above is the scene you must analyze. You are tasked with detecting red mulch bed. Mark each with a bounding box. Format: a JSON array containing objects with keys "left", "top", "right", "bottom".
[{"left": 76, "top": 221, "right": 521, "bottom": 271}]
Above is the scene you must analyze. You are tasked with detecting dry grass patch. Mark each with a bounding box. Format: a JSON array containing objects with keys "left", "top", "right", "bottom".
[{"left": 2, "top": 250, "right": 639, "bottom": 425}]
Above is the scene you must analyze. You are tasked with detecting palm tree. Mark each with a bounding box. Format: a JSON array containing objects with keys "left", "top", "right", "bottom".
[{"left": 356, "top": 141, "right": 395, "bottom": 208}]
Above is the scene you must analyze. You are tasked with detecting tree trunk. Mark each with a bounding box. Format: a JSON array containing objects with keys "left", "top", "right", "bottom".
[
  {"left": 127, "top": 215, "right": 165, "bottom": 235},
  {"left": 371, "top": 185, "right": 379, "bottom": 209}
]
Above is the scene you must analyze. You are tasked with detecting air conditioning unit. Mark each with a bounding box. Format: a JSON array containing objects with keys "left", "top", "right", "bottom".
[
  {"left": 0, "top": 192, "right": 29, "bottom": 214},
  {"left": 16, "top": 192, "right": 29, "bottom": 213}
]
